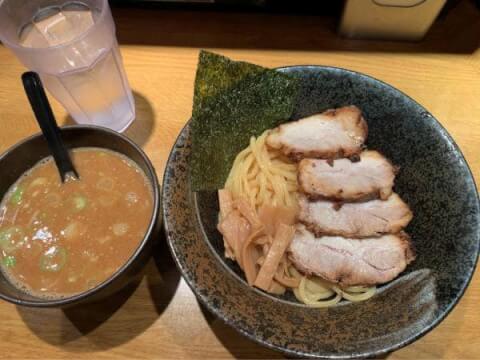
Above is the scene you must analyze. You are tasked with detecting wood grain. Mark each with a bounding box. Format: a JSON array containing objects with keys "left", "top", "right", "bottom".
[{"left": 0, "top": 3, "right": 479, "bottom": 359}]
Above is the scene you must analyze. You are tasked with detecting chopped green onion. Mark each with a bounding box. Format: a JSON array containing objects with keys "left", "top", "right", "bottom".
[
  {"left": 45, "top": 192, "right": 61, "bottom": 207},
  {"left": 96, "top": 177, "right": 114, "bottom": 191},
  {"left": 10, "top": 186, "right": 24, "bottom": 205},
  {"left": 2, "top": 255, "right": 16, "bottom": 268},
  {"left": 0, "top": 227, "right": 25, "bottom": 253},
  {"left": 39, "top": 247, "right": 67, "bottom": 272},
  {"left": 87, "top": 279, "right": 98, "bottom": 289},
  {"left": 73, "top": 195, "right": 87, "bottom": 211},
  {"left": 63, "top": 222, "right": 83, "bottom": 240},
  {"left": 29, "top": 177, "right": 48, "bottom": 188},
  {"left": 112, "top": 223, "right": 129, "bottom": 236}
]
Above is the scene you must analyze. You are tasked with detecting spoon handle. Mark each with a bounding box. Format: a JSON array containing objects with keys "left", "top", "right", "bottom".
[{"left": 21, "top": 72, "right": 79, "bottom": 182}]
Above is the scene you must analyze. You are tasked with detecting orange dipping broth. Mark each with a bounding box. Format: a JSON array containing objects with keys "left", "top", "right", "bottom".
[{"left": 0, "top": 148, "right": 153, "bottom": 299}]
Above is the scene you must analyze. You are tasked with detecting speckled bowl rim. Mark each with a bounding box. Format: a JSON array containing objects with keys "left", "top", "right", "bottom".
[{"left": 162, "top": 65, "right": 480, "bottom": 358}]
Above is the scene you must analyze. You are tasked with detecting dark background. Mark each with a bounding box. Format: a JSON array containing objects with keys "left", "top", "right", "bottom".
[{"left": 108, "top": 0, "right": 480, "bottom": 54}]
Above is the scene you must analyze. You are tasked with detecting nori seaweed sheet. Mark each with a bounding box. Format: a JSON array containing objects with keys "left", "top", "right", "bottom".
[{"left": 190, "top": 51, "right": 300, "bottom": 191}]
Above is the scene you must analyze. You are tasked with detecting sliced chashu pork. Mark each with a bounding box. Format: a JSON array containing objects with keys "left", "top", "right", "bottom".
[
  {"left": 266, "top": 105, "right": 368, "bottom": 161},
  {"left": 289, "top": 225, "right": 415, "bottom": 286},
  {"left": 298, "top": 150, "right": 396, "bottom": 201},
  {"left": 298, "top": 193, "right": 412, "bottom": 238}
]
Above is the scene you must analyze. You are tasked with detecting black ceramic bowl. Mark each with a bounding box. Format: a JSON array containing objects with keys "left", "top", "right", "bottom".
[
  {"left": 163, "top": 66, "right": 480, "bottom": 358},
  {"left": 0, "top": 125, "right": 161, "bottom": 308}
]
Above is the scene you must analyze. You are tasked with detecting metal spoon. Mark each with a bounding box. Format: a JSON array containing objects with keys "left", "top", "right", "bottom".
[{"left": 21, "top": 71, "right": 79, "bottom": 182}]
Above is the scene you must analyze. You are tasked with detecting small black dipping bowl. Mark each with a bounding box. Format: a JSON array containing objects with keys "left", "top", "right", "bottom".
[{"left": 0, "top": 125, "right": 161, "bottom": 308}]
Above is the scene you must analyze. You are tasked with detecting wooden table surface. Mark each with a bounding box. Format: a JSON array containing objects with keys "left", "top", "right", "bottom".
[{"left": 0, "top": 3, "right": 479, "bottom": 359}]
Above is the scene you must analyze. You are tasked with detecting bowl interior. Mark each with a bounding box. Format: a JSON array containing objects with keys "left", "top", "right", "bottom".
[
  {"left": 0, "top": 126, "right": 158, "bottom": 306},
  {"left": 164, "top": 66, "right": 480, "bottom": 358},
  {"left": 195, "top": 66, "right": 479, "bottom": 306}
]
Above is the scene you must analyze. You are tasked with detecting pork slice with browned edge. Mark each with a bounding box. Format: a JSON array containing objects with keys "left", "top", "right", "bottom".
[
  {"left": 289, "top": 225, "right": 415, "bottom": 286},
  {"left": 298, "top": 193, "right": 413, "bottom": 238},
  {"left": 298, "top": 150, "right": 396, "bottom": 201},
  {"left": 266, "top": 105, "right": 368, "bottom": 161}
]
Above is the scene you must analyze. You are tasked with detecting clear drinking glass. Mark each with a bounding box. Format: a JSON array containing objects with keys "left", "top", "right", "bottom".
[{"left": 0, "top": 0, "right": 135, "bottom": 132}]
